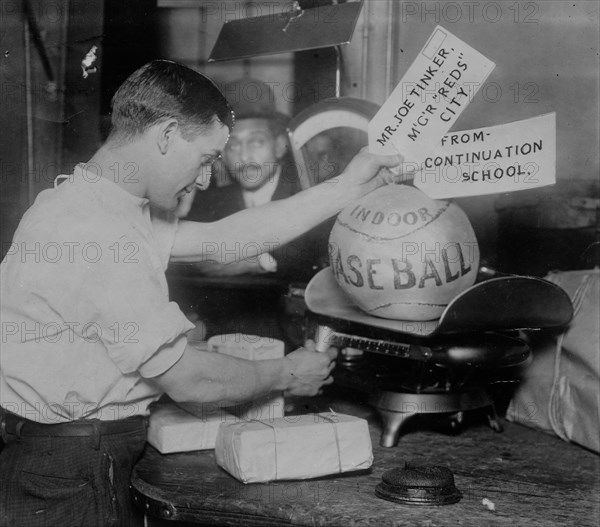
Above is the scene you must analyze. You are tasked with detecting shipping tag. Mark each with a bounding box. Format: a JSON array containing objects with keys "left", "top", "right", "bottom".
[
  {"left": 368, "top": 25, "right": 495, "bottom": 166},
  {"left": 414, "top": 113, "right": 556, "bottom": 199}
]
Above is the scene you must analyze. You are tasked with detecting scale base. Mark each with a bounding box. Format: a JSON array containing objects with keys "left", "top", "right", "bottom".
[{"left": 371, "top": 390, "right": 503, "bottom": 448}]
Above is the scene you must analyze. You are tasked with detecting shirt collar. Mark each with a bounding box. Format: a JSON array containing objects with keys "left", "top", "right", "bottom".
[{"left": 66, "top": 163, "right": 150, "bottom": 212}]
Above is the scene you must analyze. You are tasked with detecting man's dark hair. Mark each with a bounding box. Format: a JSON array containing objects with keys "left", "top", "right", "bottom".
[{"left": 108, "top": 60, "right": 234, "bottom": 142}]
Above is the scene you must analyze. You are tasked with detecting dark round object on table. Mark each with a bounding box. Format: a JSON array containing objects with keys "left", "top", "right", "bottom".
[{"left": 375, "top": 464, "right": 462, "bottom": 506}]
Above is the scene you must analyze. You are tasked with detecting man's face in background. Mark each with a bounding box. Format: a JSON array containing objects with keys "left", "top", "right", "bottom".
[{"left": 223, "top": 118, "right": 287, "bottom": 191}]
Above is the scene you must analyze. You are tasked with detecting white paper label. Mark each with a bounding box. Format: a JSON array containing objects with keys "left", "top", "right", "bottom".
[
  {"left": 368, "top": 25, "right": 495, "bottom": 165},
  {"left": 413, "top": 113, "right": 556, "bottom": 199}
]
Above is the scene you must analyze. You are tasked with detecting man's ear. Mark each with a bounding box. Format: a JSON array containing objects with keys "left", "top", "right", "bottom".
[
  {"left": 157, "top": 119, "right": 179, "bottom": 155},
  {"left": 274, "top": 134, "right": 289, "bottom": 160}
]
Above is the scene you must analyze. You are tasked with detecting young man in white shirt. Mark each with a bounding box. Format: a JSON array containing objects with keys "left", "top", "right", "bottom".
[{"left": 0, "top": 60, "right": 401, "bottom": 526}]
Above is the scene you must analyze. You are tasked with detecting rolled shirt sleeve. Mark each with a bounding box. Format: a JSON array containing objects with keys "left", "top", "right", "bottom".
[{"left": 85, "top": 208, "right": 195, "bottom": 377}]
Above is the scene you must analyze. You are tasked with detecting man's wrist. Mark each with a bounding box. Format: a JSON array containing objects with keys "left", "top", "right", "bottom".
[
  {"left": 315, "top": 176, "right": 366, "bottom": 214},
  {"left": 272, "top": 357, "right": 293, "bottom": 392}
]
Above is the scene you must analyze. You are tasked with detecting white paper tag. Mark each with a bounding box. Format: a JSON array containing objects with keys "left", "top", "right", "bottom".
[
  {"left": 413, "top": 113, "right": 556, "bottom": 199},
  {"left": 368, "top": 25, "right": 495, "bottom": 165}
]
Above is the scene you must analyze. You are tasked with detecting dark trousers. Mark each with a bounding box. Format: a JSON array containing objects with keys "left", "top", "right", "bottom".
[{"left": 0, "top": 419, "right": 147, "bottom": 527}]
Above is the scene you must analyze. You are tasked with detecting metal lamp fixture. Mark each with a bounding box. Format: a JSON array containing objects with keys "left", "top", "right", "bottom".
[{"left": 208, "top": 1, "right": 363, "bottom": 62}]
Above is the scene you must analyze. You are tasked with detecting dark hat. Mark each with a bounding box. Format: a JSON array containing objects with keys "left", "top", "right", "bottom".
[{"left": 220, "top": 77, "right": 289, "bottom": 122}]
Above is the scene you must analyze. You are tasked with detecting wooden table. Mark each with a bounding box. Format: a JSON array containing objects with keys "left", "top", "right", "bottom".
[{"left": 131, "top": 411, "right": 600, "bottom": 526}]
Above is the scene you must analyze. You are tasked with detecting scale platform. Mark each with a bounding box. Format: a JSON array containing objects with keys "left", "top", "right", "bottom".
[
  {"left": 306, "top": 267, "right": 573, "bottom": 341},
  {"left": 304, "top": 268, "right": 573, "bottom": 446}
]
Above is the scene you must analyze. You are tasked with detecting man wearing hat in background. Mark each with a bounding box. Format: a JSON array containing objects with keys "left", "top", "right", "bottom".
[
  {"left": 184, "top": 78, "right": 326, "bottom": 280},
  {"left": 170, "top": 78, "right": 330, "bottom": 342}
]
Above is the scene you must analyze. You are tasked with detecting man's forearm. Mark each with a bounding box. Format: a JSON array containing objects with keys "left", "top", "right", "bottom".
[
  {"left": 151, "top": 345, "right": 290, "bottom": 406},
  {"left": 187, "top": 258, "right": 268, "bottom": 277},
  {"left": 170, "top": 150, "right": 402, "bottom": 263},
  {"left": 171, "top": 181, "right": 346, "bottom": 263}
]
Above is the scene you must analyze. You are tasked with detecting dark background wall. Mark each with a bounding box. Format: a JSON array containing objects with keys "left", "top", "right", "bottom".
[{"left": 2, "top": 0, "right": 598, "bottom": 271}]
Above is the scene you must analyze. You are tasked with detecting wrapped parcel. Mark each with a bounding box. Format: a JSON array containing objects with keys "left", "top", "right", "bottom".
[
  {"left": 147, "top": 403, "right": 231, "bottom": 454},
  {"left": 215, "top": 413, "right": 373, "bottom": 483},
  {"left": 208, "top": 334, "right": 285, "bottom": 420}
]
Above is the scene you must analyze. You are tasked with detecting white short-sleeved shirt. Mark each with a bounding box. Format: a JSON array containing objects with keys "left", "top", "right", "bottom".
[{"left": 0, "top": 165, "right": 195, "bottom": 423}]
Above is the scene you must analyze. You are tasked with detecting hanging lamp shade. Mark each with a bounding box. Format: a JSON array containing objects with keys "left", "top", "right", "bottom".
[{"left": 208, "top": 1, "right": 363, "bottom": 62}]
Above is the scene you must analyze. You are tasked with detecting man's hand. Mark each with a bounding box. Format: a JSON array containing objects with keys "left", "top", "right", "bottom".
[
  {"left": 280, "top": 341, "right": 338, "bottom": 397},
  {"left": 257, "top": 253, "right": 277, "bottom": 273},
  {"left": 328, "top": 148, "right": 404, "bottom": 203}
]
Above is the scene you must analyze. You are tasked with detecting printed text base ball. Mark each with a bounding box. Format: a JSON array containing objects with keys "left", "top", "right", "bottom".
[{"left": 329, "top": 185, "right": 480, "bottom": 321}]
